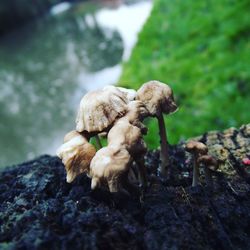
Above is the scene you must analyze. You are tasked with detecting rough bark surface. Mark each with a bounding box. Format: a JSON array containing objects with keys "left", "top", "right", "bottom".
[{"left": 0, "top": 124, "right": 249, "bottom": 250}]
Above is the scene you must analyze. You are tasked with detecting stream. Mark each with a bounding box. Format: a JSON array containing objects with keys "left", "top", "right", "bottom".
[{"left": 0, "top": 0, "right": 152, "bottom": 168}]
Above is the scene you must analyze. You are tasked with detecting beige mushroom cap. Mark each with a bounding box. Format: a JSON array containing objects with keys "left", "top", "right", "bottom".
[
  {"left": 185, "top": 140, "right": 208, "bottom": 156},
  {"left": 63, "top": 130, "right": 83, "bottom": 143},
  {"left": 113, "top": 100, "right": 149, "bottom": 134},
  {"left": 197, "top": 155, "right": 219, "bottom": 171},
  {"left": 124, "top": 100, "right": 149, "bottom": 122},
  {"left": 103, "top": 85, "right": 137, "bottom": 101},
  {"left": 76, "top": 87, "right": 129, "bottom": 133},
  {"left": 90, "top": 146, "right": 132, "bottom": 192},
  {"left": 108, "top": 119, "right": 147, "bottom": 156},
  {"left": 56, "top": 130, "right": 96, "bottom": 183},
  {"left": 137, "top": 80, "right": 178, "bottom": 117}
]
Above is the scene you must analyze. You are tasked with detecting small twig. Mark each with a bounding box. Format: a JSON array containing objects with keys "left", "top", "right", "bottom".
[
  {"left": 226, "top": 181, "right": 239, "bottom": 196},
  {"left": 180, "top": 186, "right": 192, "bottom": 209}
]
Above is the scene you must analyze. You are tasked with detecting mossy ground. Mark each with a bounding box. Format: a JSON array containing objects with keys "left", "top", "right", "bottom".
[{"left": 119, "top": 0, "right": 250, "bottom": 148}]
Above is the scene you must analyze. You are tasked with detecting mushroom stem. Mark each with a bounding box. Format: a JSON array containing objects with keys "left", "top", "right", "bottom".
[
  {"left": 204, "top": 167, "right": 212, "bottom": 187},
  {"left": 157, "top": 112, "right": 170, "bottom": 176},
  {"left": 95, "top": 135, "right": 102, "bottom": 149},
  {"left": 108, "top": 178, "right": 119, "bottom": 193},
  {"left": 192, "top": 156, "right": 199, "bottom": 187},
  {"left": 121, "top": 172, "right": 140, "bottom": 196},
  {"left": 135, "top": 157, "right": 147, "bottom": 190}
]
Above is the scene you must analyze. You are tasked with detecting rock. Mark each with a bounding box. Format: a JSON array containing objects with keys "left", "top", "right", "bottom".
[{"left": 0, "top": 125, "right": 249, "bottom": 249}]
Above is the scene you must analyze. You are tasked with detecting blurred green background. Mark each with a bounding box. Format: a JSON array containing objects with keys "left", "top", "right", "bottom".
[
  {"left": 0, "top": 0, "right": 152, "bottom": 168},
  {"left": 0, "top": 0, "right": 249, "bottom": 167},
  {"left": 120, "top": 0, "right": 250, "bottom": 148}
]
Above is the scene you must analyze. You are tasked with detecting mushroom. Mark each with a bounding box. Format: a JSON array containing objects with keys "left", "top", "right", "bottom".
[
  {"left": 89, "top": 146, "right": 132, "bottom": 192},
  {"left": 56, "top": 130, "right": 96, "bottom": 183},
  {"left": 185, "top": 141, "right": 208, "bottom": 187},
  {"left": 75, "top": 86, "right": 130, "bottom": 147},
  {"left": 137, "top": 80, "right": 178, "bottom": 176},
  {"left": 197, "top": 155, "right": 219, "bottom": 187},
  {"left": 108, "top": 120, "right": 148, "bottom": 189},
  {"left": 118, "top": 100, "right": 149, "bottom": 134},
  {"left": 107, "top": 101, "right": 149, "bottom": 188}
]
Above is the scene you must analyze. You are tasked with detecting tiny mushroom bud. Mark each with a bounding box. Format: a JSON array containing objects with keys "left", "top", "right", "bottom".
[
  {"left": 185, "top": 141, "right": 208, "bottom": 187},
  {"left": 89, "top": 146, "right": 132, "bottom": 192},
  {"left": 137, "top": 80, "right": 178, "bottom": 176},
  {"left": 56, "top": 130, "right": 96, "bottom": 183},
  {"left": 197, "top": 155, "right": 219, "bottom": 187}
]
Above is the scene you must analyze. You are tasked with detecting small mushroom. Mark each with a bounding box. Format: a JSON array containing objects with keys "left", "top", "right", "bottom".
[
  {"left": 108, "top": 120, "right": 144, "bottom": 151},
  {"left": 108, "top": 119, "right": 148, "bottom": 189},
  {"left": 90, "top": 146, "right": 132, "bottom": 192},
  {"left": 107, "top": 101, "right": 149, "bottom": 188},
  {"left": 185, "top": 141, "right": 208, "bottom": 187},
  {"left": 56, "top": 130, "right": 96, "bottom": 183},
  {"left": 137, "top": 80, "right": 178, "bottom": 176},
  {"left": 197, "top": 155, "right": 219, "bottom": 187}
]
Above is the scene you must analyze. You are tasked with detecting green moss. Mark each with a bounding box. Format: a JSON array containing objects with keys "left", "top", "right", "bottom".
[{"left": 119, "top": 0, "right": 250, "bottom": 147}]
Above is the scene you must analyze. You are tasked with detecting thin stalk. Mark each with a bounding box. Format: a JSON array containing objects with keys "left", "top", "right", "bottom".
[
  {"left": 157, "top": 112, "right": 170, "bottom": 176},
  {"left": 95, "top": 135, "right": 102, "bottom": 149},
  {"left": 108, "top": 179, "right": 119, "bottom": 193},
  {"left": 135, "top": 157, "right": 147, "bottom": 190},
  {"left": 192, "top": 156, "right": 199, "bottom": 187}
]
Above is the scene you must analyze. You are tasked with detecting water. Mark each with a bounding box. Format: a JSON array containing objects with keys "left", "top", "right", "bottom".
[{"left": 0, "top": 0, "right": 152, "bottom": 168}]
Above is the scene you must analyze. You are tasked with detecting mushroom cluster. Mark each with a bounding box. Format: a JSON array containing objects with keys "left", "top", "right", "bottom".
[
  {"left": 57, "top": 80, "right": 178, "bottom": 193},
  {"left": 57, "top": 80, "right": 225, "bottom": 192}
]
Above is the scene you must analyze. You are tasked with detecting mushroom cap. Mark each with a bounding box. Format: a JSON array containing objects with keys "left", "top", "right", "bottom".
[
  {"left": 125, "top": 100, "right": 150, "bottom": 121},
  {"left": 197, "top": 155, "right": 219, "bottom": 171},
  {"left": 104, "top": 85, "right": 137, "bottom": 101},
  {"left": 137, "top": 80, "right": 178, "bottom": 117},
  {"left": 90, "top": 146, "right": 132, "bottom": 192},
  {"left": 56, "top": 131, "right": 96, "bottom": 183},
  {"left": 76, "top": 87, "right": 129, "bottom": 133},
  {"left": 107, "top": 119, "right": 147, "bottom": 157},
  {"left": 63, "top": 130, "right": 84, "bottom": 143},
  {"left": 116, "top": 100, "right": 149, "bottom": 135},
  {"left": 185, "top": 140, "right": 208, "bottom": 156}
]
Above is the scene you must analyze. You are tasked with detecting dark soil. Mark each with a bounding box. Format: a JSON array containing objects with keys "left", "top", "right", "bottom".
[{"left": 0, "top": 125, "right": 250, "bottom": 250}]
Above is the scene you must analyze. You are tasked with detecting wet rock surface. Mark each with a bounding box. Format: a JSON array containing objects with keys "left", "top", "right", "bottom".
[{"left": 0, "top": 125, "right": 250, "bottom": 250}]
